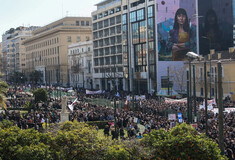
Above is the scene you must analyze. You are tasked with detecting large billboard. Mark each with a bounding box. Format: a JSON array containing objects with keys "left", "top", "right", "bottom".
[
  {"left": 198, "top": 0, "right": 234, "bottom": 55},
  {"left": 157, "top": 0, "right": 197, "bottom": 61}
]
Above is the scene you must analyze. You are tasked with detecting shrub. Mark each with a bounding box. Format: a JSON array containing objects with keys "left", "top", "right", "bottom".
[{"left": 142, "top": 123, "right": 228, "bottom": 160}]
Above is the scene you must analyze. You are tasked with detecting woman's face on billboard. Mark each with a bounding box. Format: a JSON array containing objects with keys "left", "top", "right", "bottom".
[{"left": 177, "top": 13, "right": 186, "bottom": 25}]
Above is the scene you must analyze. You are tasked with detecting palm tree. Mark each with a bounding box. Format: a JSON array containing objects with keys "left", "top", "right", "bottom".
[{"left": 0, "top": 73, "right": 9, "bottom": 110}]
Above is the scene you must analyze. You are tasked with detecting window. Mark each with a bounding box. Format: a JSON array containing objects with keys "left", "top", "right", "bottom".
[
  {"left": 67, "top": 36, "right": 71, "bottom": 42},
  {"left": 99, "top": 30, "right": 103, "bottom": 37},
  {"left": 199, "top": 67, "right": 203, "bottom": 81},
  {"left": 105, "top": 57, "right": 110, "bottom": 65},
  {"left": 76, "top": 21, "right": 80, "bottom": 26},
  {"left": 86, "top": 36, "right": 90, "bottom": 41},
  {"left": 201, "top": 88, "right": 203, "bottom": 96},
  {"left": 110, "top": 17, "right": 115, "bottom": 26},
  {"left": 123, "top": 5, "right": 127, "bottom": 10},
  {"left": 131, "top": 2, "right": 138, "bottom": 7},
  {"left": 117, "top": 35, "right": 122, "bottom": 43},
  {"left": 137, "top": 8, "right": 145, "bottom": 21},
  {"left": 148, "top": 18, "right": 154, "bottom": 41},
  {"left": 88, "top": 47, "right": 90, "bottom": 51},
  {"left": 94, "top": 58, "right": 99, "bottom": 66},
  {"left": 81, "top": 21, "right": 85, "bottom": 26},
  {"left": 110, "top": 9, "right": 114, "bottom": 14},
  {"left": 139, "top": 21, "right": 146, "bottom": 43},
  {"left": 110, "top": 27, "right": 115, "bottom": 35},
  {"left": 104, "top": 11, "right": 108, "bottom": 17},
  {"left": 98, "top": 21, "right": 103, "bottom": 29},
  {"left": 117, "top": 55, "right": 122, "bottom": 64},
  {"left": 132, "top": 22, "right": 139, "bottom": 44},
  {"left": 111, "top": 56, "right": 116, "bottom": 64},
  {"left": 116, "top": 7, "right": 121, "bottom": 12},
  {"left": 116, "top": 15, "right": 121, "bottom": 24},
  {"left": 130, "top": 11, "right": 136, "bottom": 23},
  {"left": 105, "top": 47, "right": 109, "bottom": 55},
  {"left": 212, "top": 88, "right": 215, "bottom": 96},
  {"left": 111, "top": 46, "right": 116, "bottom": 54},
  {"left": 148, "top": 6, "right": 154, "bottom": 18},
  {"left": 122, "top": 14, "right": 127, "bottom": 25},
  {"left": 98, "top": 13, "right": 103, "bottom": 19},
  {"left": 77, "top": 36, "right": 81, "bottom": 42},
  {"left": 100, "top": 58, "right": 104, "bottom": 65},
  {"left": 88, "top": 60, "right": 91, "bottom": 73},
  {"left": 93, "top": 15, "right": 97, "bottom": 21},
  {"left": 110, "top": 37, "right": 115, "bottom": 45},
  {"left": 104, "top": 19, "right": 109, "bottom": 27},
  {"left": 139, "top": 0, "right": 145, "bottom": 4},
  {"left": 116, "top": 25, "right": 121, "bottom": 34},
  {"left": 86, "top": 21, "right": 89, "bottom": 26},
  {"left": 94, "top": 49, "right": 98, "bottom": 56},
  {"left": 93, "top": 23, "right": 97, "bottom": 30}
]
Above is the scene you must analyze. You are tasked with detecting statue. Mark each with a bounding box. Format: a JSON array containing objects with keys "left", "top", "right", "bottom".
[
  {"left": 60, "top": 96, "right": 69, "bottom": 123},
  {"left": 61, "top": 96, "right": 68, "bottom": 113}
]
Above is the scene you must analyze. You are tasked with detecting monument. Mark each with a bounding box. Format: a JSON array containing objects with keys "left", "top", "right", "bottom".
[{"left": 60, "top": 96, "right": 69, "bottom": 123}]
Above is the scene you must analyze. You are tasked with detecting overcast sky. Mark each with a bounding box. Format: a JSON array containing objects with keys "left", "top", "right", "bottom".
[{"left": 0, "top": 0, "right": 101, "bottom": 40}]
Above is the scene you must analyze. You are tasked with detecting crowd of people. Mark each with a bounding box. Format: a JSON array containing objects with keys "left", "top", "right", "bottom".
[{"left": 0, "top": 87, "right": 234, "bottom": 159}]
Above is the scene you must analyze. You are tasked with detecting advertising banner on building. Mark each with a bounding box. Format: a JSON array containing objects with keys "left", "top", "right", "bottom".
[
  {"left": 157, "top": 0, "right": 197, "bottom": 61},
  {"left": 198, "top": 0, "right": 234, "bottom": 55}
]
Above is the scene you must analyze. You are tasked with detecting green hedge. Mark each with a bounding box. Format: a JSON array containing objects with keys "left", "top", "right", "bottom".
[{"left": 86, "top": 121, "right": 114, "bottom": 129}]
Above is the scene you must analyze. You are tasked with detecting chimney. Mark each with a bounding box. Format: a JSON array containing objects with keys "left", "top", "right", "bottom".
[
  {"left": 228, "top": 47, "right": 234, "bottom": 53},
  {"left": 210, "top": 49, "right": 215, "bottom": 55},
  {"left": 199, "top": 55, "right": 203, "bottom": 61},
  {"left": 218, "top": 53, "right": 221, "bottom": 59},
  {"left": 208, "top": 54, "right": 211, "bottom": 60}
]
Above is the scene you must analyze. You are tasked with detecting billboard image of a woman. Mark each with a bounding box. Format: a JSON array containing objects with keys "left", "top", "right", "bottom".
[{"left": 167, "top": 8, "right": 196, "bottom": 61}]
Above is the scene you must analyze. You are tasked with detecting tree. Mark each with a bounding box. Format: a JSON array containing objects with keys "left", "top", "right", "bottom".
[
  {"left": 169, "top": 65, "right": 187, "bottom": 93},
  {"left": 10, "top": 71, "right": 27, "bottom": 84},
  {"left": 0, "top": 75, "right": 9, "bottom": 110},
  {"left": 29, "top": 70, "right": 43, "bottom": 86},
  {"left": 142, "top": 123, "right": 228, "bottom": 160},
  {"left": 33, "top": 88, "right": 48, "bottom": 103}
]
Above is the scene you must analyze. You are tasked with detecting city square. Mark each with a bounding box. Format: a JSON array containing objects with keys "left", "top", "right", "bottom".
[{"left": 0, "top": 0, "right": 235, "bottom": 159}]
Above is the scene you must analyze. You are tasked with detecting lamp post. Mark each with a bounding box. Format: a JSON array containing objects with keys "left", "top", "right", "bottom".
[
  {"left": 186, "top": 52, "right": 199, "bottom": 123},
  {"left": 193, "top": 64, "right": 197, "bottom": 121},
  {"left": 204, "top": 60, "right": 208, "bottom": 136},
  {"left": 217, "top": 61, "right": 224, "bottom": 155},
  {"left": 111, "top": 98, "right": 119, "bottom": 139}
]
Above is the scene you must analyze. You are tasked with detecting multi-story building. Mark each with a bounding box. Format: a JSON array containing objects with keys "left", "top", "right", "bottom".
[
  {"left": 190, "top": 49, "right": 235, "bottom": 101},
  {"left": 23, "top": 17, "right": 92, "bottom": 86},
  {"left": 92, "top": 0, "right": 123, "bottom": 91},
  {"left": 92, "top": 0, "right": 235, "bottom": 95},
  {"left": 0, "top": 42, "right": 3, "bottom": 76},
  {"left": 1, "top": 26, "right": 38, "bottom": 80},
  {"left": 92, "top": 0, "right": 156, "bottom": 93},
  {"left": 68, "top": 41, "right": 93, "bottom": 89}
]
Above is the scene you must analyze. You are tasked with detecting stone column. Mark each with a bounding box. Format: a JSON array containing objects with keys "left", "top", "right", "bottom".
[{"left": 60, "top": 96, "right": 69, "bottom": 123}]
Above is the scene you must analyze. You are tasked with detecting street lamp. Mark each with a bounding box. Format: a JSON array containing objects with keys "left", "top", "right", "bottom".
[
  {"left": 111, "top": 98, "right": 119, "bottom": 139},
  {"left": 186, "top": 52, "right": 199, "bottom": 123}
]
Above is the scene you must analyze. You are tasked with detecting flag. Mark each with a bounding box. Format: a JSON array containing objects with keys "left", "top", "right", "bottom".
[{"left": 68, "top": 98, "right": 78, "bottom": 111}]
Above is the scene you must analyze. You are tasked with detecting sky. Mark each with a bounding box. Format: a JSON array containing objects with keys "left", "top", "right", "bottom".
[{"left": 0, "top": 0, "right": 101, "bottom": 40}]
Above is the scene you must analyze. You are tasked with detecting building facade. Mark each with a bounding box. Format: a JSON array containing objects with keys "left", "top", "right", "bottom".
[
  {"left": 190, "top": 49, "right": 235, "bottom": 101},
  {"left": 92, "top": 0, "right": 156, "bottom": 93},
  {"left": 23, "top": 17, "right": 92, "bottom": 86},
  {"left": 92, "top": 0, "right": 235, "bottom": 94},
  {"left": 92, "top": 0, "right": 123, "bottom": 91},
  {"left": 1, "top": 26, "right": 38, "bottom": 81},
  {"left": 68, "top": 41, "right": 93, "bottom": 89}
]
